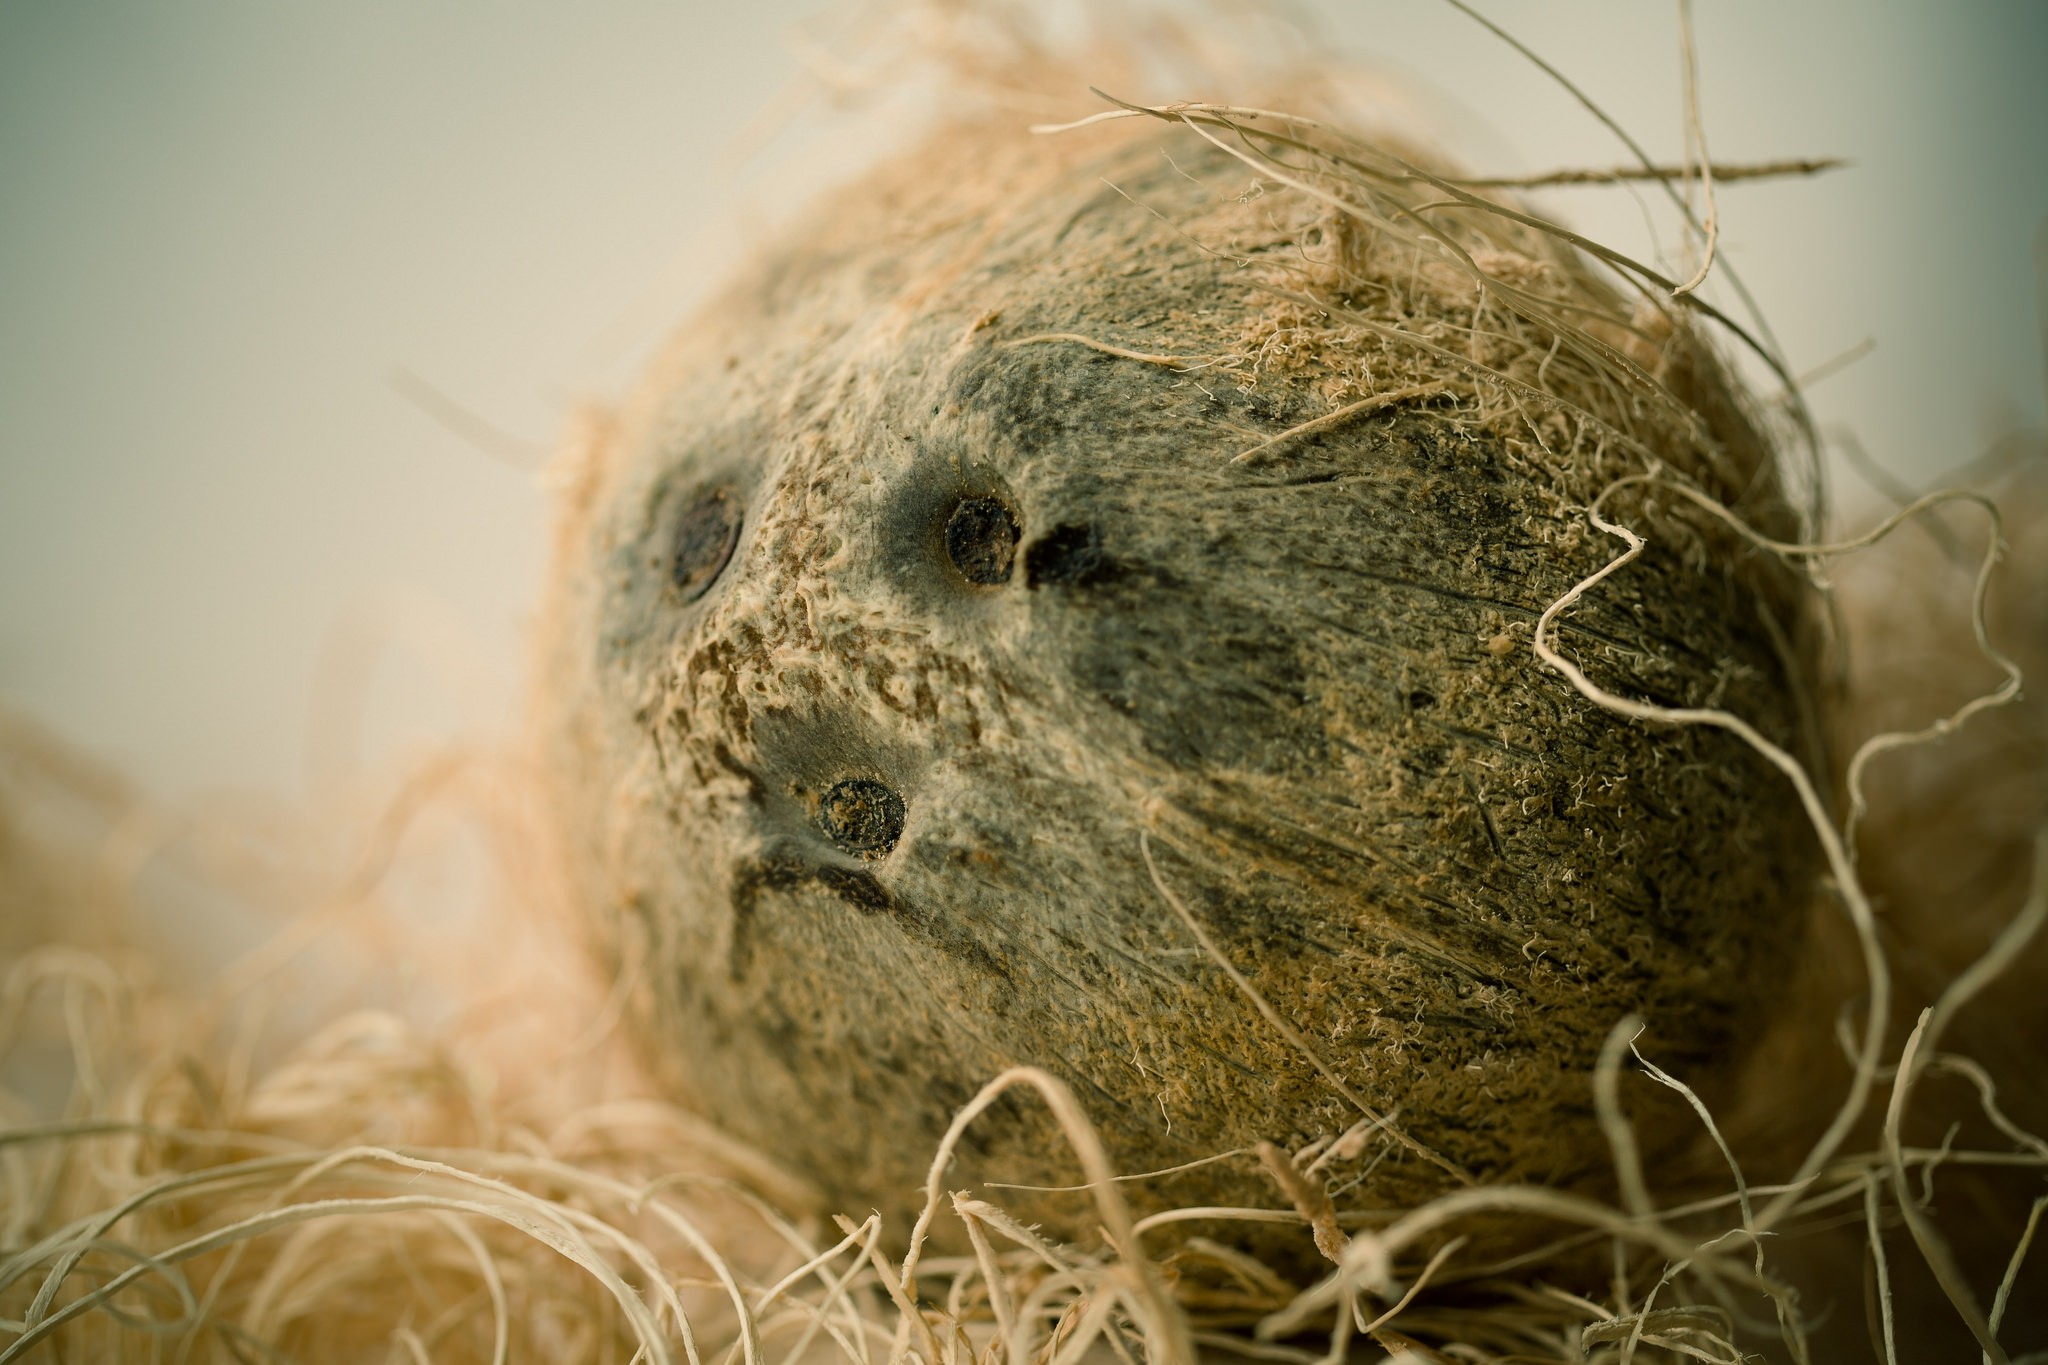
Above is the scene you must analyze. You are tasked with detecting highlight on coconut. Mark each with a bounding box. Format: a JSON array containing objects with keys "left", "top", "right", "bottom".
[{"left": 4, "top": 5, "right": 2045, "bottom": 1363}]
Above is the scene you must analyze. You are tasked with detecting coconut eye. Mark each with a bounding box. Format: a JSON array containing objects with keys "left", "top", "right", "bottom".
[
  {"left": 671, "top": 485, "right": 742, "bottom": 600},
  {"left": 943, "top": 495, "right": 1021, "bottom": 586},
  {"left": 818, "top": 777, "right": 906, "bottom": 857}
]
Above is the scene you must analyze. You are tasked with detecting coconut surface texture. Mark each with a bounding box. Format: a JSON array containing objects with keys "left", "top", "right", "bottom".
[{"left": 542, "top": 109, "right": 1818, "bottom": 1249}]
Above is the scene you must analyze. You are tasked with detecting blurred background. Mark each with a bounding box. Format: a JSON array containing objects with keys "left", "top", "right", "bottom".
[{"left": 2, "top": 0, "right": 2044, "bottom": 803}]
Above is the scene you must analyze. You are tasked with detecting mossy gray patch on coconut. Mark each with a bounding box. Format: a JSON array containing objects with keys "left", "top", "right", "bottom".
[{"left": 540, "top": 110, "right": 1820, "bottom": 1256}]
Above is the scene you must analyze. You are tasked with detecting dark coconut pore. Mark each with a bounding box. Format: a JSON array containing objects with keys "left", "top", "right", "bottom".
[{"left": 544, "top": 117, "right": 1817, "bottom": 1252}]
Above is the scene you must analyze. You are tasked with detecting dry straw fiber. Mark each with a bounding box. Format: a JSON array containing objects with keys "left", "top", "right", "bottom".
[{"left": 5, "top": 6, "right": 2046, "bottom": 1363}]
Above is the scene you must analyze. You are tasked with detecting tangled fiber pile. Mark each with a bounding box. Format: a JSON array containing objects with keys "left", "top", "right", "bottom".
[{"left": 5, "top": 7, "right": 2046, "bottom": 1362}]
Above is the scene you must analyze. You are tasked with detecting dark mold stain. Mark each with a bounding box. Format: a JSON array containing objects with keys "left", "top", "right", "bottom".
[
  {"left": 1025, "top": 523, "right": 1112, "bottom": 588},
  {"left": 726, "top": 853, "right": 892, "bottom": 980},
  {"left": 727, "top": 851, "right": 1012, "bottom": 984}
]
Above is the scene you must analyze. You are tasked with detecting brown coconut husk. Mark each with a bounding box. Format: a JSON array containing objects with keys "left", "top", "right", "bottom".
[
  {"left": 538, "top": 77, "right": 1821, "bottom": 1270},
  {"left": 4, "top": 6, "right": 2046, "bottom": 1363}
]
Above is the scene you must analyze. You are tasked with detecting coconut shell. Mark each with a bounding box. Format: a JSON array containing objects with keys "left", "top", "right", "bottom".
[{"left": 539, "top": 110, "right": 1820, "bottom": 1253}]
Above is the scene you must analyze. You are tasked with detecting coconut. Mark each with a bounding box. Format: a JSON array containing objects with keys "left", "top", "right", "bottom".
[
  {"left": 7, "top": 31, "right": 2047, "bottom": 1365},
  {"left": 539, "top": 101, "right": 1821, "bottom": 1254}
]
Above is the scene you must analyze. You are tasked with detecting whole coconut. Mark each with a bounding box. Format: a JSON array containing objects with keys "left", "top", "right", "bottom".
[{"left": 540, "top": 104, "right": 1819, "bottom": 1254}]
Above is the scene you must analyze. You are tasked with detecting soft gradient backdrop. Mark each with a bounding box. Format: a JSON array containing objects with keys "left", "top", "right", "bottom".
[{"left": 3, "top": 1, "right": 2043, "bottom": 798}]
